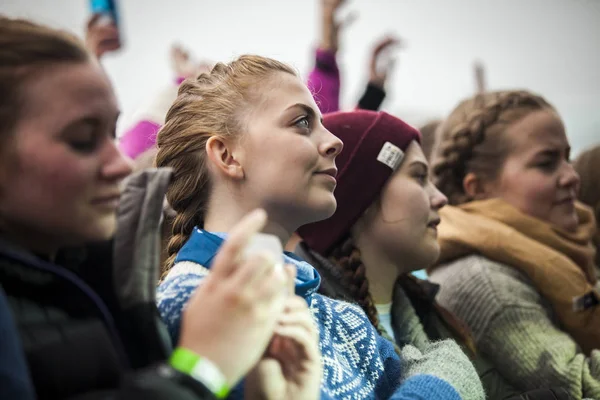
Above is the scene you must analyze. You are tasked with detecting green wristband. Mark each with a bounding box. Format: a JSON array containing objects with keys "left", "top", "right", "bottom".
[{"left": 169, "top": 347, "right": 229, "bottom": 399}]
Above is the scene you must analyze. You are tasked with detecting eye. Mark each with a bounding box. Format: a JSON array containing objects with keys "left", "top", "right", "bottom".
[
  {"left": 68, "top": 135, "right": 99, "bottom": 154},
  {"left": 414, "top": 173, "right": 428, "bottom": 186},
  {"left": 537, "top": 158, "right": 559, "bottom": 172},
  {"left": 293, "top": 116, "right": 310, "bottom": 131},
  {"left": 64, "top": 124, "right": 100, "bottom": 154}
]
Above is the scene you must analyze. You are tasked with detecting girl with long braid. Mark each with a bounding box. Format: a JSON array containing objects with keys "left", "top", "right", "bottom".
[{"left": 155, "top": 54, "right": 484, "bottom": 399}]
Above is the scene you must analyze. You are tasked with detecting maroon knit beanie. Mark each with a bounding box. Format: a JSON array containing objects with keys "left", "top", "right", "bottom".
[{"left": 297, "top": 110, "right": 420, "bottom": 256}]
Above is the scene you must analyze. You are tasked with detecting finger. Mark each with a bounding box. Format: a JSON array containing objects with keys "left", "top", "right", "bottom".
[
  {"left": 273, "top": 326, "right": 320, "bottom": 360},
  {"left": 277, "top": 334, "right": 303, "bottom": 367},
  {"left": 254, "top": 265, "right": 288, "bottom": 304},
  {"left": 474, "top": 61, "right": 486, "bottom": 93},
  {"left": 278, "top": 306, "right": 316, "bottom": 334},
  {"left": 96, "top": 40, "right": 121, "bottom": 56},
  {"left": 231, "top": 252, "right": 280, "bottom": 291},
  {"left": 284, "top": 264, "right": 296, "bottom": 295},
  {"left": 375, "top": 38, "right": 401, "bottom": 56},
  {"left": 211, "top": 209, "right": 267, "bottom": 279},
  {"left": 97, "top": 26, "right": 120, "bottom": 40},
  {"left": 282, "top": 294, "right": 308, "bottom": 312},
  {"left": 323, "top": 0, "right": 346, "bottom": 10},
  {"left": 87, "top": 14, "right": 103, "bottom": 29},
  {"left": 385, "top": 57, "right": 397, "bottom": 77}
]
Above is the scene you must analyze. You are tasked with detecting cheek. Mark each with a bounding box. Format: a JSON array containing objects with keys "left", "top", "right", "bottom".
[
  {"left": 252, "top": 136, "right": 318, "bottom": 182},
  {"left": 499, "top": 168, "right": 556, "bottom": 213},
  {"left": 16, "top": 144, "right": 94, "bottom": 208},
  {"left": 379, "top": 183, "right": 430, "bottom": 225}
]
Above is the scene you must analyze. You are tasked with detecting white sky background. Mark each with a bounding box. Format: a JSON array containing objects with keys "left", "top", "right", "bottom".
[{"left": 2, "top": 0, "right": 599, "bottom": 154}]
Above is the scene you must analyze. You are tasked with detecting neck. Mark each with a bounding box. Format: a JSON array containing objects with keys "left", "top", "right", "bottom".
[
  {"left": 204, "top": 191, "right": 294, "bottom": 247},
  {"left": 354, "top": 240, "right": 397, "bottom": 304},
  {"left": 363, "top": 259, "right": 397, "bottom": 305},
  {"left": 354, "top": 233, "right": 422, "bottom": 305}
]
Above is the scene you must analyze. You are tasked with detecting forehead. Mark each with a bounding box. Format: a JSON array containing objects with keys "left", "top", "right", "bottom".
[
  {"left": 252, "top": 72, "right": 320, "bottom": 116},
  {"left": 397, "top": 141, "right": 427, "bottom": 171},
  {"left": 504, "top": 109, "right": 568, "bottom": 153},
  {"left": 18, "top": 61, "right": 117, "bottom": 127}
]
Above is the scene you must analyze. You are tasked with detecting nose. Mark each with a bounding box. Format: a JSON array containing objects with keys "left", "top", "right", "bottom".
[
  {"left": 559, "top": 162, "right": 580, "bottom": 192},
  {"left": 430, "top": 182, "right": 448, "bottom": 210},
  {"left": 101, "top": 139, "right": 133, "bottom": 182},
  {"left": 319, "top": 128, "right": 343, "bottom": 158}
]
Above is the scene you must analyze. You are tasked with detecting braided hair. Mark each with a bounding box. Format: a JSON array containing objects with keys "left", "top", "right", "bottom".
[
  {"left": 432, "top": 90, "right": 553, "bottom": 205},
  {"left": 328, "top": 236, "right": 380, "bottom": 327},
  {"left": 155, "top": 56, "right": 297, "bottom": 279}
]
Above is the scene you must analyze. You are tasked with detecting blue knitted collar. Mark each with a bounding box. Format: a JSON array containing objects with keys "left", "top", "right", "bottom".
[{"left": 175, "top": 228, "right": 321, "bottom": 299}]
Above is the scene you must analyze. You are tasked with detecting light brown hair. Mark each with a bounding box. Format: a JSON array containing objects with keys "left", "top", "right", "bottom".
[
  {"left": 432, "top": 90, "right": 553, "bottom": 205},
  {"left": 155, "top": 55, "right": 297, "bottom": 277}
]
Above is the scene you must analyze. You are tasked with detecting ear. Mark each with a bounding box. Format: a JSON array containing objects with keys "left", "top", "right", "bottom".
[
  {"left": 205, "top": 136, "right": 244, "bottom": 180},
  {"left": 462, "top": 172, "right": 490, "bottom": 201}
]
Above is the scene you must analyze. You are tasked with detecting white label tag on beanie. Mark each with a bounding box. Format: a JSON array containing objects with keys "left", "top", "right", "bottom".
[{"left": 377, "top": 142, "right": 404, "bottom": 171}]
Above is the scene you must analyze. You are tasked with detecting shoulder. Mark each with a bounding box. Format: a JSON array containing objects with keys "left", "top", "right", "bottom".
[
  {"left": 431, "top": 255, "right": 544, "bottom": 307},
  {"left": 429, "top": 255, "right": 551, "bottom": 340}
]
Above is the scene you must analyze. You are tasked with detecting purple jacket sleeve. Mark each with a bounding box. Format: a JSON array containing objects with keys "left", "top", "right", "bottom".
[
  {"left": 119, "top": 120, "right": 162, "bottom": 160},
  {"left": 118, "top": 77, "right": 185, "bottom": 160},
  {"left": 307, "top": 49, "right": 340, "bottom": 114}
]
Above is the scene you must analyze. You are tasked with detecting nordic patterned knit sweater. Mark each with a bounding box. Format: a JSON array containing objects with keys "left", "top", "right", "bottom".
[{"left": 157, "top": 229, "right": 469, "bottom": 400}]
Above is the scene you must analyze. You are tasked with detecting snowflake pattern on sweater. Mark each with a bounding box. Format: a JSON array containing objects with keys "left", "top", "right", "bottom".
[{"left": 157, "top": 229, "right": 463, "bottom": 400}]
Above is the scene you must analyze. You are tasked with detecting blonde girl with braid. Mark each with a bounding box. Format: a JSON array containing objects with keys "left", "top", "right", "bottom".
[
  {"left": 428, "top": 90, "right": 600, "bottom": 398},
  {"left": 155, "top": 54, "right": 486, "bottom": 399}
]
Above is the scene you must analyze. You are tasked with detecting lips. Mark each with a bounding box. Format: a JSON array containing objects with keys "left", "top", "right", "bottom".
[
  {"left": 92, "top": 193, "right": 121, "bottom": 208},
  {"left": 315, "top": 167, "right": 338, "bottom": 179},
  {"left": 555, "top": 196, "right": 576, "bottom": 205}
]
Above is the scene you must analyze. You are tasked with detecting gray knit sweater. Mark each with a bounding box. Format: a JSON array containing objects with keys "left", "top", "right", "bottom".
[{"left": 429, "top": 254, "right": 600, "bottom": 399}]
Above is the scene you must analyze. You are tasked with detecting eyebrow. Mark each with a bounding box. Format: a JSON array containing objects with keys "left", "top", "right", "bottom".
[
  {"left": 285, "top": 103, "right": 323, "bottom": 123},
  {"left": 534, "top": 146, "right": 570, "bottom": 158}
]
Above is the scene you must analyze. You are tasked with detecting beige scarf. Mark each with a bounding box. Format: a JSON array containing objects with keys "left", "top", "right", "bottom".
[{"left": 430, "top": 198, "right": 600, "bottom": 354}]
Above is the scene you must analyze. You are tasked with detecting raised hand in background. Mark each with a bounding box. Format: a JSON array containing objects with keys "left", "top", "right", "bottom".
[
  {"left": 85, "top": 14, "right": 120, "bottom": 59},
  {"left": 369, "top": 35, "right": 403, "bottom": 90},
  {"left": 320, "top": 0, "right": 357, "bottom": 53},
  {"left": 170, "top": 44, "right": 213, "bottom": 80}
]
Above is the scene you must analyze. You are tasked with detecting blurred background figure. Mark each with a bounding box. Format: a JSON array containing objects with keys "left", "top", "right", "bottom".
[
  {"left": 4, "top": 0, "right": 594, "bottom": 153},
  {"left": 573, "top": 144, "right": 600, "bottom": 269},
  {"left": 118, "top": 45, "right": 212, "bottom": 160}
]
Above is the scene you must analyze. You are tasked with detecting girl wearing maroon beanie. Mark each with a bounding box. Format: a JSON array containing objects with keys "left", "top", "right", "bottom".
[{"left": 297, "top": 110, "right": 568, "bottom": 400}]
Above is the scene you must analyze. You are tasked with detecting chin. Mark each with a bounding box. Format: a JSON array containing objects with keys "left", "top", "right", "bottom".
[
  {"left": 421, "top": 241, "right": 441, "bottom": 269},
  {"left": 86, "top": 217, "right": 118, "bottom": 242},
  {"left": 305, "top": 197, "right": 337, "bottom": 224}
]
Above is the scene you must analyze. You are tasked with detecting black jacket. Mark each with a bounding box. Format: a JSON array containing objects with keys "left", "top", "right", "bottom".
[{"left": 0, "top": 169, "right": 215, "bottom": 400}]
